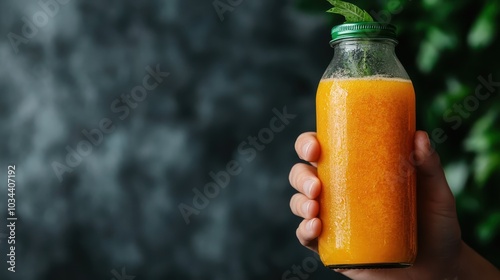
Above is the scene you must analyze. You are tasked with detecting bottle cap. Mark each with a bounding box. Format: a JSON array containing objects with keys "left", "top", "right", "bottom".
[{"left": 330, "top": 22, "right": 397, "bottom": 45}]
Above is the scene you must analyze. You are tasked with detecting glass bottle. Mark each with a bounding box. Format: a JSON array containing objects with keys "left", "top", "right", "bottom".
[{"left": 316, "top": 22, "right": 417, "bottom": 269}]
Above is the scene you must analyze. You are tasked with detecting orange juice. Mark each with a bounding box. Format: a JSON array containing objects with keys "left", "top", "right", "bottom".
[{"left": 316, "top": 77, "right": 417, "bottom": 268}]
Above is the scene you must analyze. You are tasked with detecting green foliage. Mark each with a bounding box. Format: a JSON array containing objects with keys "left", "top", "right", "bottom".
[
  {"left": 468, "top": 1, "right": 500, "bottom": 49},
  {"left": 477, "top": 211, "right": 500, "bottom": 244},
  {"left": 465, "top": 109, "right": 500, "bottom": 188},
  {"left": 325, "top": 0, "right": 374, "bottom": 22},
  {"left": 295, "top": 0, "right": 500, "bottom": 266},
  {"left": 417, "top": 27, "right": 457, "bottom": 73}
]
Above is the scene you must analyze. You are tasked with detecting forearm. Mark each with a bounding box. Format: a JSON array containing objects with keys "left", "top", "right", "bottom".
[{"left": 457, "top": 241, "right": 500, "bottom": 279}]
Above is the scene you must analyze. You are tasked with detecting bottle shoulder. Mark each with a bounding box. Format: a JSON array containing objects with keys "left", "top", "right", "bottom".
[{"left": 323, "top": 41, "right": 411, "bottom": 80}]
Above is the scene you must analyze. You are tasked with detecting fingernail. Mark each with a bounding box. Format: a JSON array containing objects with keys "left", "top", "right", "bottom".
[
  {"left": 302, "top": 201, "right": 311, "bottom": 216},
  {"left": 302, "top": 142, "right": 312, "bottom": 159},
  {"left": 307, "top": 219, "right": 315, "bottom": 231},
  {"left": 304, "top": 180, "right": 314, "bottom": 197},
  {"left": 424, "top": 132, "right": 431, "bottom": 151}
]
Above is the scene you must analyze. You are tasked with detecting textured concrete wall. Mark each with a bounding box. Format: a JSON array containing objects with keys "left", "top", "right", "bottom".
[{"left": 0, "top": 0, "right": 346, "bottom": 279}]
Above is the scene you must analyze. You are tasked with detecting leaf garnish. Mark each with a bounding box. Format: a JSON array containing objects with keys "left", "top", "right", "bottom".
[{"left": 326, "top": 0, "right": 374, "bottom": 22}]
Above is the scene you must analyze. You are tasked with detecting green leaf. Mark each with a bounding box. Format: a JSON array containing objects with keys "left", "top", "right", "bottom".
[
  {"left": 465, "top": 110, "right": 498, "bottom": 153},
  {"left": 444, "top": 160, "right": 469, "bottom": 195},
  {"left": 472, "top": 153, "right": 500, "bottom": 188},
  {"left": 477, "top": 212, "right": 500, "bottom": 245},
  {"left": 326, "top": 0, "right": 374, "bottom": 22},
  {"left": 416, "top": 27, "right": 457, "bottom": 73},
  {"left": 468, "top": 1, "right": 499, "bottom": 49}
]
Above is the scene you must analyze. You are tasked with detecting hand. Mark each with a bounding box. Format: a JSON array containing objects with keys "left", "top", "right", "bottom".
[{"left": 289, "top": 131, "right": 463, "bottom": 279}]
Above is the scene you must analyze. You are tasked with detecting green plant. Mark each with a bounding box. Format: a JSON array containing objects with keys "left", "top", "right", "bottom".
[{"left": 326, "top": 0, "right": 374, "bottom": 22}]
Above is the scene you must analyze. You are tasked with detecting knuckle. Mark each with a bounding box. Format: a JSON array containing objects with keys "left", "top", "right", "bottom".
[
  {"left": 294, "top": 135, "right": 302, "bottom": 154},
  {"left": 290, "top": 164, "right": 311, "bottom": 190},
  {"left": 295, "top": 227, "right": 302, "bottom": 241},
  {"left": 289, "top": 164, "right": 300, "bottom": 185},
  {"left": 296, "top": 226, "right": 308, "bottom": 246},
  {"left": 290, "top": 194, "right": 303, "bottom": 216},
  {"left": 289, "top": 194, "right": 297, "bottom": 211},
  {"left": 289, "top": 194, "right": 297, "bottom": 212}
]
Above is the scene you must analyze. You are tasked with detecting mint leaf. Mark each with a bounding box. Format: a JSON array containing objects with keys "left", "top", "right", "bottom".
[{"left": 326, "top": 0, "right": 374, "bottom": 22}]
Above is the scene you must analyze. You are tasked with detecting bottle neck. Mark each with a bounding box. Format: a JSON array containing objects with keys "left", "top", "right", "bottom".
[
  {"left": 323, "top": 38, "right": 409, "bottom": 79},
  {"left": 333, "top": 38, "right": 397, "bottom": 56}
]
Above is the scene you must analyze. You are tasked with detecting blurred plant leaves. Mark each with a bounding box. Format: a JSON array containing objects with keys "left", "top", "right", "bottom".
[
  {"left": 477, "top": 211, "right": 500, "bottom": 244},
  {"left": 465, "top": 109, "right": 500, "bottom": 187},
  {"left": 426, "top": 77, "right": 469, "bottom": 129},
  {"left": 417, "top": 27, "right": 457, "bottom": 73},
  {"left": 465, "top": 110, "right": 496, "bottom": 153},
  {"left": 472, "top": 153, "right": 500, "bottom": 187},
  {"left": 468, "top": 1, "right": 499, "bottom": 49},
  {"left": 444, "top": 160, "right": 469, "bottom": 195}
]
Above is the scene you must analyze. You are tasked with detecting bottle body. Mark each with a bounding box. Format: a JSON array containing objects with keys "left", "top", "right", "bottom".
[{"left": 316, "top": 38, "right": 417, "bottom": 269}]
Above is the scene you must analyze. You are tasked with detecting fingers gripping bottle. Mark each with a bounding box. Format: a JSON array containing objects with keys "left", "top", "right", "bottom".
[{"left": 316, "top": 23, "right": 417, "bottom": 269}]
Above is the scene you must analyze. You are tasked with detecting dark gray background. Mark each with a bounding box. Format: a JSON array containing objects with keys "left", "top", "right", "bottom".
[{"left": 0, "top": 0, "right": 345, "bottom": 279}]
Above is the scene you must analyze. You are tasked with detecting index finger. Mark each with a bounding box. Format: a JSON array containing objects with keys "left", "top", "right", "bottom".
[{"left": 294, "top": 132, "right": 321, "bottom": 165}]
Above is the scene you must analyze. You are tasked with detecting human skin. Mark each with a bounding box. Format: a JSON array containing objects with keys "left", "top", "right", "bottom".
[{"left": 289, "top": 131, "right": 500, "bottom": 279}]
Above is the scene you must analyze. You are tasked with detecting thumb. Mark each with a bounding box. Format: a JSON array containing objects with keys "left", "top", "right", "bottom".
[
  {"left": 412, "top": 131, "right": 462, "bottom": 273},
  {"left": 413, "top": 130, "right": 457, "bottom": 219}
]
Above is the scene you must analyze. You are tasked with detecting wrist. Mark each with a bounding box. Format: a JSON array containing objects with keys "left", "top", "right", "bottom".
[{"left": 456, "top": 240, "right": 468, "bottom": 278}]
